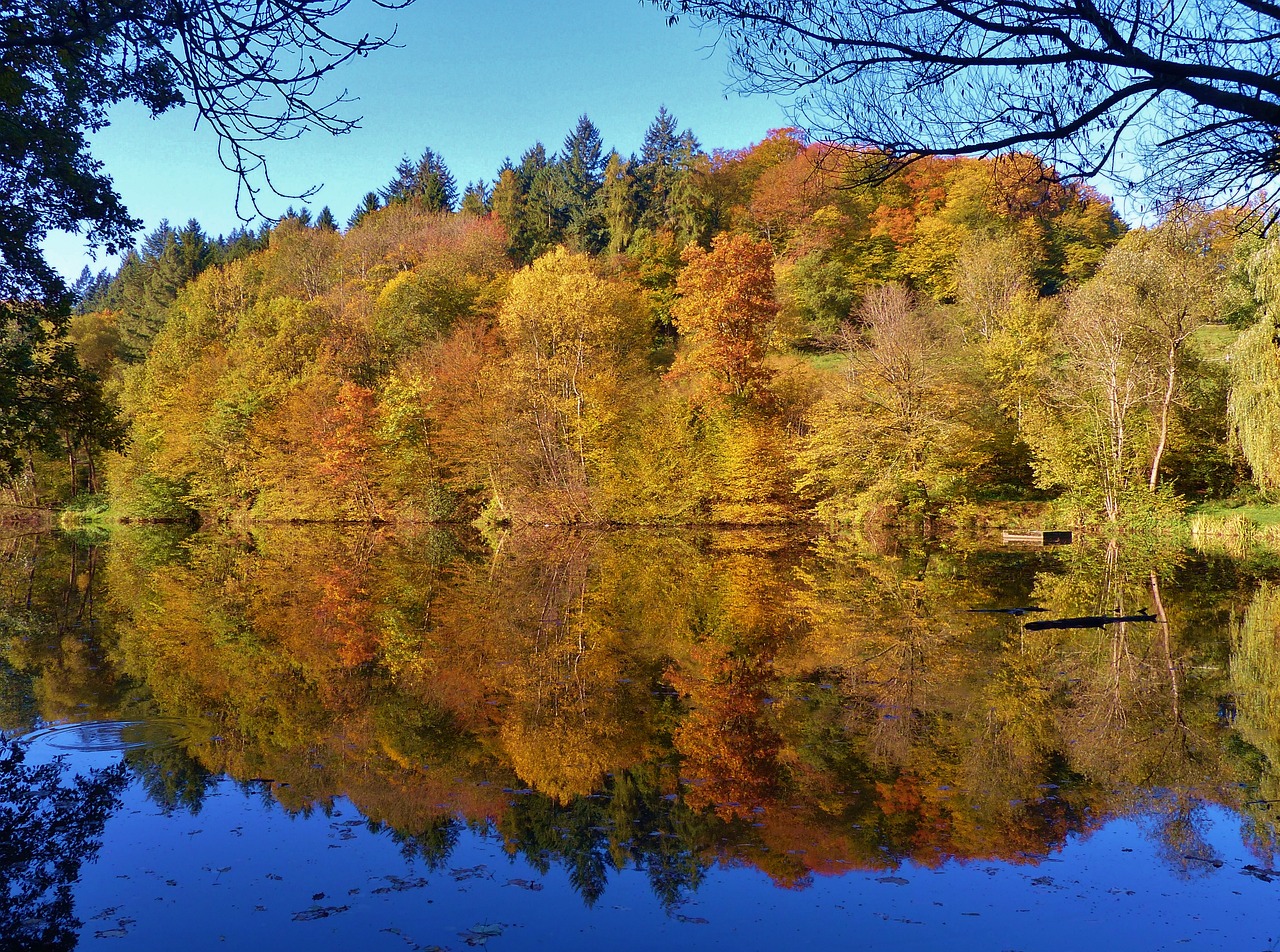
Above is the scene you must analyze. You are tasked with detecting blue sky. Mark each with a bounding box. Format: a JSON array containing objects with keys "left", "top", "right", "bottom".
[{"left": 46, "top": 0, "right": 794, "bottom": 280}]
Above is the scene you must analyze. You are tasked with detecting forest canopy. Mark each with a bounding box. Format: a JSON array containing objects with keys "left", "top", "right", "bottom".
[{"left": 7, "top": 113, "right": 1275, "bottom": 529}]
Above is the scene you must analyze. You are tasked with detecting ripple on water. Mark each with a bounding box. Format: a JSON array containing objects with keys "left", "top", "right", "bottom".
[{"left": 16, "top": 718, "right": 209, "bottom": 754}]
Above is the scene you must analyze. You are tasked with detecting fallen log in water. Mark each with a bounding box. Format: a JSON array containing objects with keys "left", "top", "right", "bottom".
[{"left": 1024, "top": 610, "right": 1157, "bottom": 631}]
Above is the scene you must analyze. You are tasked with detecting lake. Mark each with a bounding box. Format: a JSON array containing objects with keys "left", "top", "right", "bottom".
[{"left": 2, "top": 525, "right": 1278, "bottom": 950}]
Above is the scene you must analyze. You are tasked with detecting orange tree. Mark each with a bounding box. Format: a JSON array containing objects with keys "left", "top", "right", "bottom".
[{"left": 668, "top": 232, "right": 778, "bottom": 409}]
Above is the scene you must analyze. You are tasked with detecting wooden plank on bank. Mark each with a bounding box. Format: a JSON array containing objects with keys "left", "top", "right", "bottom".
[{"left": 1003, "top": 530, "right": 1073, "bottom": 545}]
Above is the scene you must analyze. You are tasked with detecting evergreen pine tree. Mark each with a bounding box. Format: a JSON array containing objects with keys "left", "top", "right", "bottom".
[
  {"left": 491, "top": 165, "right": 531, "bottom": 263},
  {"left": 460, "top": 181, "right": 492, "bottom": 216},
  {"left": 599, "top": 152, "right": 639, "bottom": 254},
  {"left": 382, "top": 148, "right": 458, "bottom": 213},
  {"left": 560, "top": 115, "right": 608, "bottom": 254},
  {"left": 315, "top": 206, "right": 339, "bottom": 231},
  {"left": 348, "top": 191, "right": 382, "bottom": 229}
]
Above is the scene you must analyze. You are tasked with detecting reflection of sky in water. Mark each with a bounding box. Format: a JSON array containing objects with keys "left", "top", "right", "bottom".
[{"left": 60, "top": 767, "right": 1276, "bottom": 950}]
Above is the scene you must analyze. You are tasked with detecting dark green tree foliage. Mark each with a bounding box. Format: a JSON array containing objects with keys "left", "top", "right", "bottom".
[
  {"left": 103, "top": 221, "right": 214, "bottom": 360},
  {"left": 0, "top": 740, "right": 128, "bottom": 951},
  {"left": 70, "top": 266, "right": 114, "bottom": 314},
  {"left": 382, "top": 148, "right": 459, "bottom": 213},
  {"left": 126, "top": 744, "right": 216, "bottom": 815},
  {"left": 315, "top": 206, "right": 339, "bottom": 231},
  {"left": 560, "top": 115, "right": 608, "bottom": 253},
  {"left": 460, "top": 181, "right": 491, "bottom": 216},
  {"left": 0, "top": 300, "right": 122, "bottom": 491},
  {"left": 38, "top": 350, "right": 125, "bottom": 495},
  {"left": 517, "top": 144, "right": 550, "bottom": 191},
  {"left": 525, "top": 164, "right": 571, "bottom": 255},
  {"left": 636, "top": 108, "right": 708, "bottom": 242},
  {"left": 348, "top": 191, "right": 383, "bottom": 229},
  {"left": 497, "top": 770, "right": 713, "bottom": 910},
  {"left": 562, "top": 116, "right": 606, "bottom": 201},
  {"left": 515, "top": 143, "right": 568, "bottom": 258},
  {"left": 639, "top": 107, "right": 683, "bottom": 226},
  {"left": 279, "top": 205, "right": 312, "bottom": 226},
  {"left": 216, "top": 225, "right": 269, "bottom": 263}
]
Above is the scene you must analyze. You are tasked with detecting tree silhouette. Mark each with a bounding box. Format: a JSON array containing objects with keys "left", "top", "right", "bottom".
[
  {"left": 654, "top": 0, "right": 1280, "bottom": 219},
  {"left": 0, "top": 739, "right": 128, "bottom": 950},
  {"left": 1, "top": 0, "right": 411, "bottom": 304}
]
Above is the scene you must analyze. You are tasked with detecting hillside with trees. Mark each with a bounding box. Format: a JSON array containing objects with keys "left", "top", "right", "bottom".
[{"left": 5, "top": 114, "right": 1279, "bottom": 530}]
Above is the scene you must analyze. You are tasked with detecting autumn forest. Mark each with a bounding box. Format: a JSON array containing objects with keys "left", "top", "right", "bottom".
[{"left": 6, "top": 112, "right": 1280, "bottom": 531}]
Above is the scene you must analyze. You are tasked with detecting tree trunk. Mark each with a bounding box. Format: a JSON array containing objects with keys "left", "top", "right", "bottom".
[
  {"left": 65, "top": 434, "right": 78, "bottom": 497},
  {"left": 1149, "top": 343, "right": 1177, "bottom": 492}
]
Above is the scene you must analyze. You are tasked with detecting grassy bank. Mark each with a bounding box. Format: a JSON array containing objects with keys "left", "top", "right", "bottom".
[{"left": 1188, "top": 502, "right": 1280, "bottom": 555}]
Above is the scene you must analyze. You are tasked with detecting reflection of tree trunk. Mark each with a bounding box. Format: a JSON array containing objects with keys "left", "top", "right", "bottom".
[
  {"left": 1105, "top": 622, "right": 1130, "bottom": 731},
  {"left": 1150, "top": 571, "right": 1183, "bottom": 733},
  {"left": 865, "top": 634, "right": 926, "bottom": 766},
  {"left": 1100, "top": 540, "right": 1129, "bottom": 730},
  {"left": 74, "top": 547, "right": 97, "bottom": 626},
  {"left": 1101, "top": 538, "right": 1119, "bottom": 610}
]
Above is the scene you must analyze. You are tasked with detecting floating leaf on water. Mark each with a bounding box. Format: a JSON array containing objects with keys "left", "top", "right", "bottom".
[
  {"left": 372, "top": 875, "right": 429, "bottom": 894},
  {"left": 450, "top": 865, "right": 492, "bottom": 881},
  {"left": 460, "top": 923, "right": 506, "bottom": 946},
  {"left": 292, "top": 905, "right": 349, "bottom": 921}
]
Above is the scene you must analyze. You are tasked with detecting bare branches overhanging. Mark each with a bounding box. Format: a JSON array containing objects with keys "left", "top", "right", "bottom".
[
  {"left": 0, "top": 0, "right": 409, "bottom": 301},
  {"left": 654, "top": 0, "right": 1280, "bottom": 216}
]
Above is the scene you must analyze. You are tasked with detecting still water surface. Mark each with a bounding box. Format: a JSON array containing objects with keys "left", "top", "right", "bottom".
[{"left": 2, "top": 526, "right": 1279, "bottom": 949}]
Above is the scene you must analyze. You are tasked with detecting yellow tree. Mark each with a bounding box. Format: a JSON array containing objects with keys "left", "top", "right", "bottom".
[
  {"left": 796, "top": 284, "right": 987, "bottom": 524},
  {"left": 1229, "top": 240, "right": 1280, "bottom": 498},
  {"left": 496, "top": 247, "right": 650, "bottom": 522},
  {"left": 1097, "top": 212, "right": 1234, "bottom": 492},
  {"left": 1026, "top": 210, "right": 1232, "bottom": 519},
  {"left": 1025, "top": 276, "right": 1158, "bottom": 522}
]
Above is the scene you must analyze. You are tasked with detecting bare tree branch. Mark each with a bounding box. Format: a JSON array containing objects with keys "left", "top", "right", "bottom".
[
  {"left": 0, "top": 0, "right": 412, "bottom": 302},
  {"left": 653, "top": 0, "right": 1280, "bottom": 213}
]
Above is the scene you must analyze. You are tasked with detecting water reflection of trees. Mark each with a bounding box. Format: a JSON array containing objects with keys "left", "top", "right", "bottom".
[
  {"left": 0, "top": 739, "right": 128, "bottom": 950},
  {"left": 3, "top": 527, "right": 1280, "bottom": 906}
]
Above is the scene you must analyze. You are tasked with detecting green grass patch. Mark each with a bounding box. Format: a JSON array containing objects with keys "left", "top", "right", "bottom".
[
  {"left": 1188, "top": 501, "right": 1280, "bottom": 555},
  {"left": 1192, "top": 323, "right": 1241, "bottom": 361},
  {"left": 795, "top": 350, "right": 849, "bottom": 373},
  {"left": 1190, "top": 501, "right": 1280, "bottom": 525}
]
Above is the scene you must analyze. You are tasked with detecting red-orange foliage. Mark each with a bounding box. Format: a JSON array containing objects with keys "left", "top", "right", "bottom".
[
  {"left": 668, "top": 232, "right": 778, "bottom": 408},
  {"left": 318, "top": 381, "right": 384, "bottom": 517},
  {"left": 669, "top": 641, "right": 782, "bottom": 821},
  {"left": 314, "top": 565, "right": 379, "bottom": 669}
]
